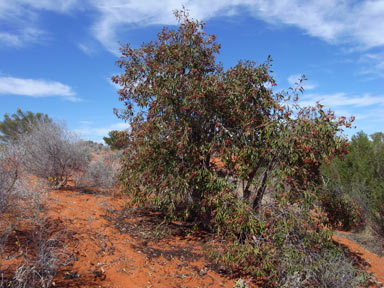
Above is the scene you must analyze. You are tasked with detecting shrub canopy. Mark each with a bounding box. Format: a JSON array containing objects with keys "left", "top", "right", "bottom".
[
  {"left": 113, "top": 10, "right": 352, "bottom": 221},
  {"left": 0, "top": 108, "right": 51, "bottom": 144}
]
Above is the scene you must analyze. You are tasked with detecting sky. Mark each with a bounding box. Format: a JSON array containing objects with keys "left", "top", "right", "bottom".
[{"left": 1, "top": 0, "right": 384, "bottom": 143}]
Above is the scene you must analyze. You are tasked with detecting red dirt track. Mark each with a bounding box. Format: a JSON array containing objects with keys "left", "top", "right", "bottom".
[{"left": 2, "top": 187, "right": 384, "bottom": 287}]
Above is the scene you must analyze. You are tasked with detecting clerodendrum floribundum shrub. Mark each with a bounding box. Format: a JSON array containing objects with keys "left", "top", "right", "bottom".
[
  {"left": 112, "top": 9, "right": 366, "bottom": 286},
  {"left": 19, "top": 121, "right": 90, "bottom": 187}
]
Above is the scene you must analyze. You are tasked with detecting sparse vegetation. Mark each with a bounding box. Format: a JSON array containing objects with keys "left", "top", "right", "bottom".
[
  {"left": 0, "top": 146, "right": 19, "bottom": 212},
  {"left": 74, "top": 152, "right": 121, "bottom": 192},
  {"left": 0, "top": 170, "right": 65, "bottom": 288}
]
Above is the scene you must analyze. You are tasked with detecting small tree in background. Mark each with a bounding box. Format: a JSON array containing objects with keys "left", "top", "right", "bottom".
[
  {"left": 322, "top": 131, "right": 384, "bottom": 234},
  {"left": 0, "top": 108, "right": 51, "bottom": 144},
  {"left": 103, "top": 130, "right": 129, "bottom": 150}
]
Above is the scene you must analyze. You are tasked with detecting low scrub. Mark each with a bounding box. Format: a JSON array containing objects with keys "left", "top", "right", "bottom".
[
  {"left": 19, "top": 121, "right": 90, "bottom": 187},
  {"left": 74, "top": 152, "right": 121, "bottom": 192},
  {"left": 10, "top": 221, "right": 63, "bottom": 288},
  {"left": 0, "top": 146, "right": 21, "bottom": 212},
  {"left": 1, "top": 169, "right": 66, "bottom": 288},
  {"left": 319, "top": 184, "right": 365, "bottom": 230},
  {"left": 211, "top": 196, "right": 369, "bottom": 287}
]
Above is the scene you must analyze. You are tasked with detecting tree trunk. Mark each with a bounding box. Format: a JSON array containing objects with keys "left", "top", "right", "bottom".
[
  {"left": 243, "top": 159, "right": 263, "bottom": 201},
  {"left": 252, "top": 160, "right": 274, "bottom": 212}
]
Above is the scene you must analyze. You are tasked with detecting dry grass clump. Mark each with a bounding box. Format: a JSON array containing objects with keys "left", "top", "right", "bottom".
[{"left": 1, "top": 172, "right": 67, "bottom": 288}]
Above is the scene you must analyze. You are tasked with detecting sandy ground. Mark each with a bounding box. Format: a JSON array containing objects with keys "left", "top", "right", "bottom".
[
  {"left": 333, "top": 232, "right": 384, "bottom": 287},
  {"left": 2, "top": 187, "right": 384, "bottom": 287},
  {"left": 45, "top": 189, "right": 243, "bottom": 288}
]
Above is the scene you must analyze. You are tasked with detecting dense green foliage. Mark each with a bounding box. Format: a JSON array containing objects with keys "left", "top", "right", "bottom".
[
  {"left": 322, "top": 131, "right": 384, "bottom": 234},
  {"left": 113, "top": 10, "right": 366, "bottom": 285},
  {"left": 103, "top": 130, "right": 129, "bottom": 150},
  {"left": 0, "top": 108, "right": 51, "bottom": 144}
]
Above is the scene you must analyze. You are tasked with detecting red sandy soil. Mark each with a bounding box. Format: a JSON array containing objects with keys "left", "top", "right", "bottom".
[
  {"left": 2, "top": 187, "right": 384, "bottom": 287},
  {"left": 44, "top": 189, "right": 247, "bottom": 288},
  {"left": 333, "top": 232, "right": 384, "bottom": 287}
]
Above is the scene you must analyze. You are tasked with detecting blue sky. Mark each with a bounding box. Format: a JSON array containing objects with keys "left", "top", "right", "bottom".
[{"left": 1, "top": 1, "right": 384, "bottom": 143}]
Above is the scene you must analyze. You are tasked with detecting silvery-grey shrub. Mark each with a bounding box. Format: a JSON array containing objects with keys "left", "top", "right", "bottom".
[
  {"left": 74, "top": 151, "right": 121, "bottom": 192},
  {"left": 0, "top": 145, "right": 20, "bottom": 212},
  {"left": 280, "top": 249, "right": 369, "bottom": 288},
  {"left": 19, "top": 121, "right": 90, "bottom": 187}
]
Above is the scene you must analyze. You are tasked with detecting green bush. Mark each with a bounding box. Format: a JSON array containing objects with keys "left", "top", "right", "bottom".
[
  {"left": 0, "top": 108, "right": 51, "bottom": 144},
  {"left": 211, "top": 198, "right": 369, "bottom": 287},
  {"left": 319, "top": 187, "right": 365, "bottom": 230},
  {"left": 113, "top": 8, "right": 364, "bottom": 285},
  {"left": 103, "top": 130, "right": 129, "bottom": 150},
  {"left": 321, "top": 131, "right": 384, "bottom": 234}
]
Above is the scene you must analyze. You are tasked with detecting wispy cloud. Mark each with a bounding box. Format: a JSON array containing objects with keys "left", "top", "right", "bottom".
[
  {"left": 249, "top": 1, "right": 384, "bottom": 49},
  {"left": 0, "top": 0, "right": 79, "bottom": 47},
  {"left": 0, "top": 76, "right": 80, "bottom": 102},
  {"left": 88, "top": 0, "right": 248, "bottom": 54},
  {"left": 0, "top": 28, "right": 46, "bottom": 48},
  {"left": 74, "top": 121, "right": 130, "bottom": 142},
  {"left": 300, "top": 92, "right": 384, "bottom": 108},
  {"left": 359, "top": 52, "right": 384, "bottom": 79},
  {"left": 86, "top": 1, "right": 384, "bottom": 52},
  {"left": 78, "top": 43, "right": 96, "bottom": 56},
  {"left": 287, "top": 74, "right": 316, "bottom": 91},
  {"left": 2, "top": 1, "right": 384, "bottom": 58},
  {"left": 2, "top": 1, "right": 384, "bottom": 78}
]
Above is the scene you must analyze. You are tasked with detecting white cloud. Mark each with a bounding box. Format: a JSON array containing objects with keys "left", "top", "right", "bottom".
[
  {"left": 74, "top": 121, "right": 130, "bottom": 142},
  {"left": 359, "top": 52, "right": 384, "bottom": 79},
  {"left": 78, "top": 43, "right": 96, "bottom": 56},
  {"left": 299, "top": 92, "right": 384, "bottom": 108},
  {"left": 0, "top": 0, "right": 79, "bottom": 47},
  {"left": 1, "top": 0, "right": 384, "bottom": 57},
  {"left": 86, "top": 0, "right": 384, "bottom": 53},
  {"left": 89, "top": 0, "right": 249, "bottom": 54},
  {"left": 0, "top": 28, "right": 45, "bottom": 47},
  {"left": 0, "top": 76, "right": 80, "bottom": 101},
  {"left": 287, "top": 74, "right": 316, "bottom": 91},
  {"left": 0, "top": 0, "right": 79, "bottom": 20}
]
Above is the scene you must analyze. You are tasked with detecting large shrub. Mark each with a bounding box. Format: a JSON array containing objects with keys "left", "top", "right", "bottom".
[
  {"left": 211, "top": 199, "right": 368, "bottom": 287},
  {"left": 113, "top": 9, "right": 350, "bottom": 221},
  {"left": 112, "top": 9, "right": 363, "bottom": 285}
]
